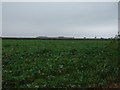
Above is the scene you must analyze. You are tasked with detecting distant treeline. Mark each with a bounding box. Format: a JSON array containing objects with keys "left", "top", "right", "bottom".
[{"left": 1, "top": 37, "right": 115, "bottom": 40}]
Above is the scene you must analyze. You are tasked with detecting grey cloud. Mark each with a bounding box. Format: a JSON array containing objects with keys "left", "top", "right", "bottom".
[{"left": 2, "top": 2, "right": 118, "bottom": 38}]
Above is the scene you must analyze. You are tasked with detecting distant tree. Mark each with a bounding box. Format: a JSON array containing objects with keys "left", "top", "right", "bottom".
[
  {"left": 94, "top": 37, "right": 96, "bottom": 39},
  {"left": 114, "top": 35, "right": 118, "bottom": 39},
  {"left": 118, "top": 32, "right": 120, "bottom": 39},
  {"left": 100, "top": 37, "right": 103, "bottom": 39},
  {"left": 84, "top": 37, "right": 86, "bottom": 39},
  {"left": 114, "top": 32, "right": 120, "bottom": 39}
]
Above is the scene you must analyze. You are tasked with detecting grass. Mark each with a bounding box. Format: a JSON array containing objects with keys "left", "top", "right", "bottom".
[{"left": 2, "top": 39, "right": 120, "bottom": 88}]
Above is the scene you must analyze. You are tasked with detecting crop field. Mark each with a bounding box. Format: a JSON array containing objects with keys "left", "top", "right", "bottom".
[{"left": 2, "top": 39, "right": 120, "bottom": 88}]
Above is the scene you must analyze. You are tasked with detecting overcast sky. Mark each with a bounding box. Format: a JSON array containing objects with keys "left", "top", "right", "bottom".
[{"left": 2, "top": 2, "right": 118, "bottom": 38}]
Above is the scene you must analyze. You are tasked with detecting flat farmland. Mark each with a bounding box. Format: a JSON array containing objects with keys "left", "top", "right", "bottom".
[{"left": 2, "top": 40, "right": 120, "bottom": 88}]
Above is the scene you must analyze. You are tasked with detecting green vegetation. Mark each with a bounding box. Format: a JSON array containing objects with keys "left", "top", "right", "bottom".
[{"left": 2, "top": 40, "right": 119, "bottom": 88}]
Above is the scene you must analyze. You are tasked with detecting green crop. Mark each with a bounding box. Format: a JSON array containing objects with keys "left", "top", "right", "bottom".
[{"left": 2, "top": 40, "right": 120, "bottom": 88}]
